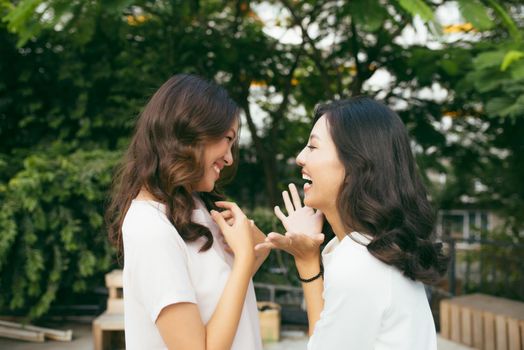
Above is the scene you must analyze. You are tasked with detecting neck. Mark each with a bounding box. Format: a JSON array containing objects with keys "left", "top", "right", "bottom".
[{"left": 323, "top": 207, "right": 349, "bottom": 241}]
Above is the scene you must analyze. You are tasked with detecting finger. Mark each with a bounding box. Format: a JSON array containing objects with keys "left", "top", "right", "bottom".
[
  {"left": 288, "top": 183, "right": 302, "bottom": 210},
  {"left": 255, "top": 242, "right": 275, "bottom": 251},
  {"left": 286, "top": 231, "right": 324, "bottom": 246},
  {"left": 313, "top": 233, "right": 325, "bottom": 244},
  {"left": 282, "top": 190, "right": 294, "bottom": 214},
  {"left": 274, "top": 206, "right": 287, "bottom": 221},
  {"left": 226, "top": 218, "right": 234, "bottom": 226},
  {"left": 219, "top": 210, "right": 233, "bottom": 220},
  {"left": 315, "top": 209, "right": 324, "bottom": 218},
  {"left": 285, "top": 231, "right": 294, "bottom": 248},
  {"left": 266, "top": 232, "right": 293, "bottom": 249},
  {"left": 210, "top": 210, "right": 230, "bottom": 231},
  {"left": 224, "top": 244, "right": 234, "bottom": 254},
  {"left": 215, "top": 201, "right": 245, "bottom": 219}
]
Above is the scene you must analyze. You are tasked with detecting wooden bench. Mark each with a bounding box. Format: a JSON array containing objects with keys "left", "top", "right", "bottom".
[
  {"left": 92, "top": 269, "right": 124, "bottom": 350},
  {"left": 440, "top": 293, "right": 524, "bottom": 350}
]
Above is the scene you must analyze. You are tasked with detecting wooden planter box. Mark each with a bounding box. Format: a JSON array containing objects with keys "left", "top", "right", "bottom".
[
  {"left": 257, "top": 301, "right": 281, "bottom": 343},
  {"left": 440, "top": 293, "right": 524, "bottom": 350}
]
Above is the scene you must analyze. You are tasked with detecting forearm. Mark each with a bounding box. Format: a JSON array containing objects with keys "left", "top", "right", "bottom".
[
  {"left": 296, "top": 258, "right": 324, "bottom": 336},
  {"left": 252, "top": 227, "right": 270, "bottom": 276},
  {"left": 205, "top": 255, "right": 254, "bottom": 350},
  {"left": 253, "top": 250, "right": 270, "bottom": 276}
]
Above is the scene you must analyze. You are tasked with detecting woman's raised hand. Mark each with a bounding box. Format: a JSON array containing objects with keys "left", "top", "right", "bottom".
[
  {"left": 275, "top": 183, "right": 324, "bottom": 236},
  {"left": 255, "top": 184, "right": 324, "bottom": 263},
  {"left": 211, "top": 201, "right": 254, "bottom": 262}
]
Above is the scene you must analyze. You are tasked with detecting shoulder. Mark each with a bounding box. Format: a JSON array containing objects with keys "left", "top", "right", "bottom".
[
  {"left": 123, "top": 200, "right": 184, "bottom": 246},
  {"left": 331, "top": 236, "right": 392, "bottom": 276},
  {"left": 324, "top": 236, "right": 394, "bottom": 295}
]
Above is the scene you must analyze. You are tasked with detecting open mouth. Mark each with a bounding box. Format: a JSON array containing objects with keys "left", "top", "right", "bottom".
[
  {"left": 212, "top": 162, "right": 223, "bottom": 178},
  {"left": 302, "top": 174, "right": 313, "bottom": 192}
]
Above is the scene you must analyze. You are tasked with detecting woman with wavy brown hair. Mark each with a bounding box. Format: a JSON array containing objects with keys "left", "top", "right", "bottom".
[
  {"left": 106, "top": 74, "right": 267, "bottom": 350},
  {"left": 257, "top": 96, "right": 447, "bottom": 349}
]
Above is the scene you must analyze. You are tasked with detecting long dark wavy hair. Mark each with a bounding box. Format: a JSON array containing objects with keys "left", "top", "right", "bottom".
[
  {"left": 106, "top": 74, "right": 240, "bottom": 257},
  {"left": 315, "top": 96, "right": 448, "bottom": 284}
]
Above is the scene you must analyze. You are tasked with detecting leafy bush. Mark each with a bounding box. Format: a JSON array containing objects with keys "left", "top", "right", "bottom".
[{"left": 0, "top": 148, "right": 120, "bottom": 319}]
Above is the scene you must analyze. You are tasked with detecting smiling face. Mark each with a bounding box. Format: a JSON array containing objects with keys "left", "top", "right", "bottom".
[
  {"left": 296, "top": 115, "right": 346, "bottom": 212},
  {"left": 194, "top": 123, "right": 239, "bottom": 192}
]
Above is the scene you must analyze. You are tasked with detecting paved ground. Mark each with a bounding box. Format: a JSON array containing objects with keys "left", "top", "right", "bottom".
[{"left": 0, "top": 321, "right": 474, "bottom": 350}]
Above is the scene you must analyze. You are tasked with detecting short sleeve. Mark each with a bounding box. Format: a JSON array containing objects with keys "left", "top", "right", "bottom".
[
  {"left": 307, "top": 247, "right": 389, "bottom": 349},
  {"left": 124, "top": 204, "right": 197, "bottom": 323}
]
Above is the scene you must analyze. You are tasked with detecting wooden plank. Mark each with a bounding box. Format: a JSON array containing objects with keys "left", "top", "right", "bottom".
[
  {"left": 0, "top": 325, "right": 44, "bottom": 342},
  {"left": 105, "top": 270, "right": 123, "bottom": 288},
  {"left": 448, "top": 294, "right": 524, "bottom": 321},
  {"left": 461, "top": 306, "right": 473, "bottom": 346},
  {"left": 440, "top": 299, "right": 451, "bottom": 339},
  {"left": 471, "top": 309, "right": 483, "bottom": 350},
  {"left": 484, "top": 311, "right": 496, "bottom": 350},
  {"left": 106, "top": 298, "right": 124, "bottom": 314},
  {"left": 93, "top": 313, "right": 124, "bottom": 331},
  {"left": 0, "top": 320, "right": 72, "bottom": 341},
  {"left": 496, "top": 314, "right": 508, "bottom": 350},
  {"left": 507, "top": 318, "right": 521, "bottom": 350},
  {"left": 520, "top": 321, "right": 524, "bottom": 350},
  {"left": 451, "top": 302, "right": 461, "bottom": 343}
]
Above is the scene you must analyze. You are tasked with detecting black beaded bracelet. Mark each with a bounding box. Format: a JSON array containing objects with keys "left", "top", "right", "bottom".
[{"left": 297, "top": 265, "right": 324, "bottom": 283}]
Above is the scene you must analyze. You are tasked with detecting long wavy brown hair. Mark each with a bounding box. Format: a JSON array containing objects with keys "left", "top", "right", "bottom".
[
  {"left": 106, "top": 74, "right": 240, "bottom": 258},
  {"left": 315, "top": 96, "right": 448, "bottom": 285}
]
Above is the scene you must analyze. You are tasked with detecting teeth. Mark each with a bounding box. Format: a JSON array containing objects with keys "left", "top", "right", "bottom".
[
  {"left": 213, "top": 164, "right": 220, "bottom": 174},
  {"left": 302, "top": 174, "right": 312, "bottom": 182}
]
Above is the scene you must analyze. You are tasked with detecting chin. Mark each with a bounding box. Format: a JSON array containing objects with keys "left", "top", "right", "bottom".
[
  {"left": 303, "top": 195, "right": 314, "bottom": 208},
  {"left": 195, "top": 180, "right": 215, "bottom": 193},
  {"left": 203, "top": 183, "right": 215, "bottom": 192}
]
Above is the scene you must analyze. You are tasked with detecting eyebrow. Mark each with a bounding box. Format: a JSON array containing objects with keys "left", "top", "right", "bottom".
[{"left": 309, "top": 134, "right": 320, "bottom": 141}]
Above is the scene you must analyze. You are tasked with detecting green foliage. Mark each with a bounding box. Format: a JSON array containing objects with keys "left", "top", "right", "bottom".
[
  {"left": 457, "top": 0, "right": 493, "bottom": 31},
  {"left": 1, "top": 0, "right": 523, "bottom": 319},
  {"left": 459, "top": 227, "right": 524, "bottom": 301},
  {"left": 0, "top": 148, "right": 120, "bottom": 318},
  {"left": 462, "top": 42, "right": 524, "bottom": 119},
  {"left": 397, "top": 0, "right": 434, "bottom": 22}
]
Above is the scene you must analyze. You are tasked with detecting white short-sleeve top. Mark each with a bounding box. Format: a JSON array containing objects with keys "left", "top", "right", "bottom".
[
  {"left": 122, "top": 196, "right": 262, "bottom": 350},
  {"left": 308, "top": 232, "right": 437, "bottom": 350}
]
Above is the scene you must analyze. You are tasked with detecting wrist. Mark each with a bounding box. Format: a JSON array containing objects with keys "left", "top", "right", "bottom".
[
  {"left": 295, "top": 256, "right": 321, "bottom": 277},
  {"left": 234, "top": 250, "right": 256, "bottom": 264}
]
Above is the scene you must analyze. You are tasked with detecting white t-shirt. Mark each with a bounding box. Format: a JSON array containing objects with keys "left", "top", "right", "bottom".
[
  {"left": 308, "top": 232, "right": 437, "bottom": 350},
  {"left": 122, "top": 197, "right": 262, "bottom": 350}
]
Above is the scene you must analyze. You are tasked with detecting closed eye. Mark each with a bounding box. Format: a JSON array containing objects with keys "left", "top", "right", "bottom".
[{"left": 307, "top": 145, "right": 316, "bottom": 150}]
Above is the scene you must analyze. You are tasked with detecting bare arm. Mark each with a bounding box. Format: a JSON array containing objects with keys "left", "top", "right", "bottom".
[
  {"left": 251, "top": 223, "right": 270, "bottom": 275},
  {"left": 156, "top": 202, "right": 255, "bottom": 350},
  {"left": 295, "top": 258, "right": 324, "bottom": 335},
  {"left": 255, "top": 183, "right": 325, "bottom": 335}
]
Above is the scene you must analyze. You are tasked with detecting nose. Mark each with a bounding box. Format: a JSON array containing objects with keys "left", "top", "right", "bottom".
[
  {"left": 296, "top": 147, "right": 306, "bottom": 167},
  {"left": 224, "top": 146, "right": 233, "bottom": 166}
]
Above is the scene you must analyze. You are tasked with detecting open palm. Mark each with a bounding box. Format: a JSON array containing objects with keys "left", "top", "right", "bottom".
[{"left": 275, "top": 183, "right": 323, "bottom": 235}]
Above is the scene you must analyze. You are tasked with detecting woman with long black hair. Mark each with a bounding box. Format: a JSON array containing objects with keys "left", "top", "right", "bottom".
[{"left": 257, "top": 96, "right": 447, "bottom": 349}]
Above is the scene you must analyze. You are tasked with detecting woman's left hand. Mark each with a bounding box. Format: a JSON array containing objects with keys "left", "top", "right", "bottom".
[
  {"left": 216, "top": 208, "right": 270, "bottom": 259},
  {"left": 275, "top": 183, "right": 324, "bottom": 236}
]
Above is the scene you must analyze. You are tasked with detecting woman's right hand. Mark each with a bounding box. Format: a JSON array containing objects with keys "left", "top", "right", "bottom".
[
  {"left": 256, "top": 231, "right": 324, "bottom": 264},
  {"left": 211, "top": 201, "right": 255, "bottom": 263},
  {"left": 255, "top": 183, "right": 324, "bottom": 263}
]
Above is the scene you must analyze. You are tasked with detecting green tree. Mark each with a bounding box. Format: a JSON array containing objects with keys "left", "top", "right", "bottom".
[{"left": 1, "top": 0, "right": 523, "bottom": 319}]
